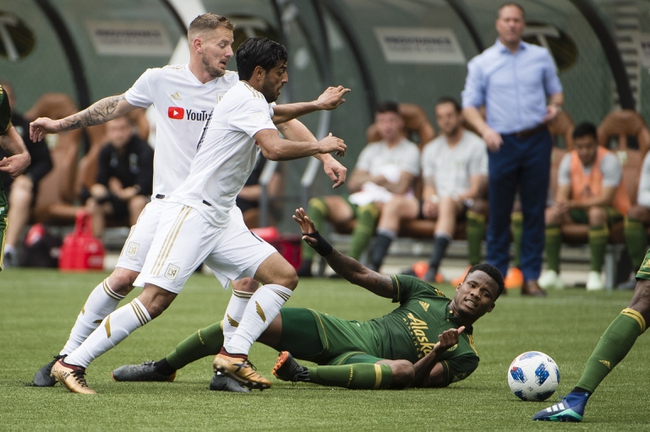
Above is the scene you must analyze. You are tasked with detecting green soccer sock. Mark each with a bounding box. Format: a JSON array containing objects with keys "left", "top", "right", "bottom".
[
  {"left": 576, "top": 309, "right": 646, "bottom": 393},
  {"left": 348, "top": 203, "right": 379, "bottom": 260},
  {"left": 166, "top": 321, "right": 223, "bottom": 370},
  {"left": 544, "top": 224, "right": 561, "bottom": 272},
  {"left": 511, "top": 211, "right": 523, "bottom": 268},
  {"left": 302, "top": 197, "right": 329, "bottom": 261},
  {"left": 466, "top": 211, "right": 485, "bottom": 265},
  {"left": 307, "top": 363, "right": 393, "bottom": 389},
  {"left": 589, "top": 224, "right": 609, "bottom": 272},
  {"left": 624, "top": 217, "right": 648, "bottom": 270}
]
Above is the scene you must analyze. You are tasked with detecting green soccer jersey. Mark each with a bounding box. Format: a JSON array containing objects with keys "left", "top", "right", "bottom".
[
  {"left": 305, "top": 275, "right": 479, "bottom": 385},
  {"left": 635, "top": 249, "right": 650, "bottom": 280},
  {"left": 0, "top": 85, "right": 11, "bottom": 135}
]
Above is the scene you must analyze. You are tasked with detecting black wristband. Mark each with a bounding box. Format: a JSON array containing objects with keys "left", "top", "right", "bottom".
[{"left": 303, "top": 231, "right": 333, "bottom": 256}]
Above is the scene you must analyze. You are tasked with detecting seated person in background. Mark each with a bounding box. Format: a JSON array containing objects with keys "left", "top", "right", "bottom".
[
  {"left": 85, "top": 115, "right": 153, "bottom": 238},
  {"left": 236, "top": 153, "right": 281, "bottom": 229},
  {"left": 539, "top": 122, "right": 630, "bottom": 291},
  {"left": 297, "top": 101, "right": 420, "bottom": 277},
  {"left": 0, "top": 82, "right": 52, "bottom": 266},
  {"left": 367, "top": 97, "right": 488, "bottom": 281},
  {"left": 619, "top": 149, "right": 650, "bottom": 289}
]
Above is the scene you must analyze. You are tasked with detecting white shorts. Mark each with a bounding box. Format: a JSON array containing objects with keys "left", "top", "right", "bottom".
[
  {"left": 115, "top": 198, "right": 165, "bottom": 272},
  {"left": 136, "top": 202, "right": 277, "bottom": 294}
]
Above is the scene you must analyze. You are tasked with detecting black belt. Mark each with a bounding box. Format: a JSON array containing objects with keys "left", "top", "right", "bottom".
[{"left": 512, "top": 124, "right": 547, "bottom": 139}]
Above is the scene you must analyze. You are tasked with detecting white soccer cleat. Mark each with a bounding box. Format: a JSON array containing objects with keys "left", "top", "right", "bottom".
[
  {"left": 586, "top": 271, "right": 604, "bottom": 291},
  {"left": 538, "top": 270, "right": 563, "bottom": 290}
]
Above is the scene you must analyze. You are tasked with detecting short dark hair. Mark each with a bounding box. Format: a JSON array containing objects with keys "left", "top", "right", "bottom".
[
  {"left": 498, "top": 2, "right": 525, "bottom": 19},
  {"left": 467, "top": 263, "right": 505, "bottom": 298},
  {"left": 236, "top": 37, "right": 288, "bottom": 81},
  {"left": 375, "top": 101, "right": 399, "bottom": 115},
  {"left": 436, "top": 96, "right": 461, "bottom": 113},
  {"left": 573, "top": 122, "right": 598, "bottom": 140}
]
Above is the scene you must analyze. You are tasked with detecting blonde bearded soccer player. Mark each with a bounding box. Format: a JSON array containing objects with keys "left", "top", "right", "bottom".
[
  {"left": 48, "top": 36, "right": 347, "bottom": 394},
  {"left": 31, "top": 13, "right": 349, "bottom": 389}
]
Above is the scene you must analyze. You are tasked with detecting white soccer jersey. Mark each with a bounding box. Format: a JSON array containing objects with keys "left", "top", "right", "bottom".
[
  {"left": 169, "top": 81, "right": 276, "bottom": 227},
  {"left": 421, "top": 130, "right": 488, "bottom": 197},
  {"left": 124, "top": 65, "right": 239, "bottom": 197}
]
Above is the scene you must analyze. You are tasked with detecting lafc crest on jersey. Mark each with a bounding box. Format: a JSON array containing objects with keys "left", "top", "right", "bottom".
[
  {"left": 126, "top": 242, "right": 140, "bottom": 258},
  {"left": 165, "top": 264, "right": 180, "bottom": 280}
]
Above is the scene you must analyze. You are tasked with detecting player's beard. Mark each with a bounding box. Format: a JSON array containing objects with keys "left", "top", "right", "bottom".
[{"left": 203, "top": 55, "right": 226, "bottom": 78}]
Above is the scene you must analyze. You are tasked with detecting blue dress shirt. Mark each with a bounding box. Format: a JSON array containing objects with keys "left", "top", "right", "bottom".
[{"left": 462, "top": 39, "right": 563, "bottom": 135}]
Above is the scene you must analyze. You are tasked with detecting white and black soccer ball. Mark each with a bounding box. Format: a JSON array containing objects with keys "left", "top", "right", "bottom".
[{"left": 507, "top": 351, "right": 560, "bottom": 401}]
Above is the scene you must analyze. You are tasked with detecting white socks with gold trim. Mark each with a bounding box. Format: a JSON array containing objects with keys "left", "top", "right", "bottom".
[
  {"left": 60, "top": 279, "right": 125, "bottom": 356},
  {"left": 222, "top": 289, "right": 254, "bottom": 345},
  {"left": 64, "top": 298, "right": 151, "bottom": 368},
  {"left": 224, "top": 284, "right": 292, "bottom": 355}
]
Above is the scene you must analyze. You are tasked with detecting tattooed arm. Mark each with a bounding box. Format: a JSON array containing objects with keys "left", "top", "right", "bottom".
[
  {"left": 292, "top": 207, "right": 394, "bottom": 299},
  {"left": 30, "top": 94, "right": 135, "bottom": 142}
]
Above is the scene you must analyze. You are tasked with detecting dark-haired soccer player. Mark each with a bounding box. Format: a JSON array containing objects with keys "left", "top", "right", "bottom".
[
  {"left": 48, "top": 37, "right": 347, "bottom": 394},
  {"left": 31, "top": 13, "right": 349, "bottom": 390},
  {"left": 534, "top": 250, "right": 649, "bottom": 422},
  {"left": 0, "top": 83, "right": 31, "bottom": 270},
  {"left": 113, "top": 207, "right": 504, "bottom": 390}
]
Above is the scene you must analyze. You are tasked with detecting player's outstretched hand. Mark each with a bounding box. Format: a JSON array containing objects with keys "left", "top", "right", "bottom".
[
  {"left": 316, "top": 85, "right": 351, "bottom": 111},
  {"left": 322, "top": 157, "right": 347, "bottom": 189},
  {"left": 318, "top": 133, "right": 346, "bottom": 155},
  {"left": 292, "top": 207, "right": 317, "bottom": 246},
  {"left": 434, "top": 326, "right": 465, "bottom": 353},
  {"left": 29, "top": 117, "right": 59, "bottom": 142}
]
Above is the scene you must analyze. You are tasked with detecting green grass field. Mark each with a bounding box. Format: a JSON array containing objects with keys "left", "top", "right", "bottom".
[{"left": 1, "top": 268, "right": 649, "bottom": 431}]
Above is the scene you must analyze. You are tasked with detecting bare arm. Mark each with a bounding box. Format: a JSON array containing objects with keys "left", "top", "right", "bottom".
[
  {"left": 271, "top": 86, "right": 350, "bottom": 124},
  {"left": 463, "top": 106, "right": 502, "bottom": 151},
  {"left": 569, "top": 185, "right": 617, "bottom": 210},
  {"left": 0, "top": 125, "right": 31, "bottom": 178},
  {"left": 543, "top": 92, "right": 565, "bottom": 123},
  {"left": 381, "top": 171, "right": 416, "bottom": 195},
  {"left": 254, "top": 129, "right": 346, "bottom": 162},
  {"left": 277, "top": 119, "right": 347, "bottom": 188},
  {"left": 292, "top": 207, "right": 394, "bottom": 298},
  {"left": 30, "top": 95, "right": 135, "bottom": 142},
  {"left": 413, "top": 326, "right": 465, "bottom": 387},
  {"left": 461, "top": 174, "right": 487, "bottom": 200},
  {"left": 421, "top": 181, "right": 439, "bottom": 219}
]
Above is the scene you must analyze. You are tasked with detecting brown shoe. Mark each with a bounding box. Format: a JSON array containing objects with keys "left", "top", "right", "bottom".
[
  {"left": 521, "top": 280, "right": 547, "bottom": 297},
  {"left": 50, "top": 359, "right": 96, "bottom": 394},
  {"left": 213, "top": 353, "right": 271, "bottom": 390}
]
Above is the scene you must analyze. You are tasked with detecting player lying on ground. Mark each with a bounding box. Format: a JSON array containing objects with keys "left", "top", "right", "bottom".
[
  {"left": 112, "top": 207, "right": 504, "bottom": 390},
  {"left": 533, "top": 249, "right": 649, "bottom": 422}
]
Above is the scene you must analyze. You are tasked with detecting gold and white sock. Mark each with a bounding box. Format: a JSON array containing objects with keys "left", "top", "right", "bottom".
[
  {"left": 64, "top": 298, "right": 151, "bottom": 368},
  {"left": 60, "top": 279, "right": 125, "bottom": 356},
  {"left": 222, "top": 289, "right": 253, "bottom": 345},
  {"left": 225, "top": 284, "right": 292, "bottom": 355}
]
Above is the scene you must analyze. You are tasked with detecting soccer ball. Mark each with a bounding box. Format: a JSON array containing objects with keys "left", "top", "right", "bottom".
[{"left": 507, "top": 351, "right": 560, "bottom": 401}]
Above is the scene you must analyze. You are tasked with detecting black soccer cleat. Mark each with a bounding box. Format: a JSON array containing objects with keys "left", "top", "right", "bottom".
[
  {"left": 272, "top": 351, "right": 310, "bottom": 383},
  {"left": 112, "top": 361, "right": 177, "bottom": 382},
  {"left": 33, "top": 354, "right": 66, "bottom": 387},
  {"left": 209, "top": 371, "right": 251, "bottom": 393}
]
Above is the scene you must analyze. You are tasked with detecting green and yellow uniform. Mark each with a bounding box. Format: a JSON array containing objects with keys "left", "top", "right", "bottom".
[
  {"left": 276, "top": 274, "right": 479, "bottom": 387},
  {"left": 0, "top": 84, "right": 12, "bottom": 270}
]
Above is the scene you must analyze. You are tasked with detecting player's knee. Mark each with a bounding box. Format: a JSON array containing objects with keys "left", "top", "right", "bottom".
[
  {"left": 277, "top": 266, "right": 299, "bottom": 290},
  {"left": 232, "top": 277, "right": 259, "bottom": 293},
  {"left": 108, "top": 268, "right": 139, "bottom": 296},
  {"left": 389, "top": 360, "right": 415, "bottom": 389}
]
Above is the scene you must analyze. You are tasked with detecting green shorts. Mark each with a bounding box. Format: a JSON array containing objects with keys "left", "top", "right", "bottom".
[
  {"left": 569, "top": 207, "right": 623, "bottom": 225},
  {"left": 0, "top": 184, "right": 7, "bottom": 271},
  {"left": 275, "top": 308, "right": 384, "bottom": 365}
]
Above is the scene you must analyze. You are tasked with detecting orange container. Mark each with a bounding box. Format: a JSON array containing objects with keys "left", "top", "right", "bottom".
[{"left": 59, "top": 211, "right": 105, "bottom": 271}]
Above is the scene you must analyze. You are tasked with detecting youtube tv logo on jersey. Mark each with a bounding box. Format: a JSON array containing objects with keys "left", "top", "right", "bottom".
[{"left": 168, "top": 106, "right": 184, "bottom": 120}]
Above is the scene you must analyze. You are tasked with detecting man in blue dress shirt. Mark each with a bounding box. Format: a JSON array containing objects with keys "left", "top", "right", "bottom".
[{"left": 461, "top": 2, "right": 563, "bottom": 296}]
